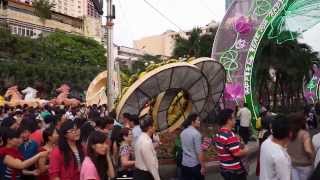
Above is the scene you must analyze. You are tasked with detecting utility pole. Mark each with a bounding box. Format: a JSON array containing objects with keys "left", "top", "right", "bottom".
[{"left": 106, "top": 0, "right": 115, "bottom": 112}]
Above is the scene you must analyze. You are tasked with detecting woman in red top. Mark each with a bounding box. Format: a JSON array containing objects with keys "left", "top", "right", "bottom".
[
  {"left": 49, "top": 120, "right": 84, "bottom": 180},
  {"left": 38, "top": 125, "right": 59, "bottom": 180},
  {"left": 0, "top": 128, "right": 48, "bottom": 180}
]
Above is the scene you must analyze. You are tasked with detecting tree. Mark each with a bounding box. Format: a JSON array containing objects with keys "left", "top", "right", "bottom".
[
  {"left": 33, "top": 0, "right": 55, "bottom": 22},
  {"left": 254, "top": 32, "right": 320, "bottom": 111},
  {"left": 37, "top": 31, "right": 106, "bottom": 65},
  {"left": 0, "top": 28, "right": 106, "bottom": 97},
  {"left": 173, "top": 27, "right": 217, "bottom": 58}
]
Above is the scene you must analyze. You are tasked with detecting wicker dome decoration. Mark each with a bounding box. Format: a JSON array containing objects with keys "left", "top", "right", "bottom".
[
  {"left": 116, "top": 62, "right": 210, "bottom": 130},
  {"left": 190, "top": 58, "right": 226, "bottom": 119},
  {"left": 116, "top": 59, "right": 226, "bottom": 132},
  {"left": 86, "top": 71, "right": 108, "bottom": 106}
]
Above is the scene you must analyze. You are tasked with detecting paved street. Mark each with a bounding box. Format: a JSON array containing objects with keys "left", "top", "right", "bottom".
[{"left": 206, "top": 160, "right": 258, "bottom": 180}]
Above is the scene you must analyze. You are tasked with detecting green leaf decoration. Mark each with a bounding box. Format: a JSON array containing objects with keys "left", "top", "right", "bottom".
[{"left": 254, "top": 0, "right": 273, "bottom": 17}]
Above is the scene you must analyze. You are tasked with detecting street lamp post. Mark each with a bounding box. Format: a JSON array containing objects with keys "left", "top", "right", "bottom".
[{"left": 106, "top": 0, "right": 115, "bottom": 112}]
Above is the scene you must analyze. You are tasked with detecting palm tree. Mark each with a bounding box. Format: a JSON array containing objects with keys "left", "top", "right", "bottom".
[
  {"left": 173, "top": 27, "right": 217, "bottom": 58},
  {"left": 33, "top": 0, "right": 55, "bottom": 22}
]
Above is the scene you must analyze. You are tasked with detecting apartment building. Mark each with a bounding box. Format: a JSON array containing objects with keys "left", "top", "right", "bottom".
[
  {"left": 134, "top": 20, "right": 219, "bottom": 57},
  {"left": 0, "top": 0, "right": 102, "bottom": 41}
]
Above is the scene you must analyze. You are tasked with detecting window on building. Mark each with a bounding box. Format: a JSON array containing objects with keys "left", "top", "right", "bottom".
[{"left": 10, "top": 25, "right": 35, "bottom": 37}]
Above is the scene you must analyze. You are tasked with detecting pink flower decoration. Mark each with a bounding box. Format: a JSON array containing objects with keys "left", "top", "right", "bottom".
[
  {"left": 234, "top": 16, "right": 252, "bottom": 34},
  {"left": 304, "top": 92, "right": 315, "bottom": 99},
  {"left": 224, "top": 83, "right": 244, "bottom": 100}
]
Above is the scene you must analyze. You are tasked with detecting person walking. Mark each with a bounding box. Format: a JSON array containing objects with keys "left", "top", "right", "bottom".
[
  {"left": 215, "top": 109, "right": 248, "bottom": 180},
  {"left": 128, "top": 114, "right": 142, "bottom": 147},
  {"left": 237, "top": 103, "right": 251, "bottom": 144},
  {"left": 260, "top": 114, "right": 292, "bottom": 180},
  {"left": 180, "top": 113, "right": 205, "bottom": 180},
  {"left": 134, "top": 116, "right": 160, "bottom": 180},
  {"left": 287, "top": 112, "right": 315, "bottom": 180}
]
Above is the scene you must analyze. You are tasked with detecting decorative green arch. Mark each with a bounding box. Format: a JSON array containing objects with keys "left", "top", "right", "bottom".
[{"left": 213, "top": 0, "right": 320, "bottom": 125}]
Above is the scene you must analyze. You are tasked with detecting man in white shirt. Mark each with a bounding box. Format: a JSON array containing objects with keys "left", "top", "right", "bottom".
[
  {"left": 260, "top": 114, "right": 292, "bottom": 180},
  {"left": 128, "top": 114, "right": 142, "bottom": 147},
  {"left": 237, "top": 103, "right": 251, "bottom": 144},
  {"left": 134, "top": 116, "right": 160, "bottom": 180}
]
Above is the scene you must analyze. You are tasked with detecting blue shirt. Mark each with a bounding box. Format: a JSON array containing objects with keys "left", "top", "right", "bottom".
[
  {"left": 180, "top": 126, "right": 202, "bottom": 167},
  {"left": 19, "top": 140, "right": 38, "bottom": 160}
]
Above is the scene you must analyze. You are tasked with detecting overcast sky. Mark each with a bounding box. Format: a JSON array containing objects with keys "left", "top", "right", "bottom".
[{"left": 108, "top": 0, "right": 320, "bottom": 52}]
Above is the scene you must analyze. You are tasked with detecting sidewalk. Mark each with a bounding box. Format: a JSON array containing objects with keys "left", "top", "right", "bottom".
[{"left": 159, "top": 141, "right": 259, "bottom": 179}]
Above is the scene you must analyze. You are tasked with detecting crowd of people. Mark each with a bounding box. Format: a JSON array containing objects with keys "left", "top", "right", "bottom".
[
  {"left": 0, "top": 104, "right": 162, "bottom": 180},
  {"left": 1, "top": 102, "right": 320, "bottom": 180},
  {"left": 202, "top": 103, "right": 320, "bottom": 180}
]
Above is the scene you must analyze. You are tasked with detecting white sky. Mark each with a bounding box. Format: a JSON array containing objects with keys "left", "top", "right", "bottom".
[
  {"left": 106, "top": 0, "right": 320, "bottom": 52},
  {"left": 109, "top": 0, "right": 225, "bottom": 47}
]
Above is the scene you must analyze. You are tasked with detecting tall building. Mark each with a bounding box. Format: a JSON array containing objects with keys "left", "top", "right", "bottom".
[
  {"left": 134, "top": 20, "right": 219, "bottom": 57},
  {"left": 0, "top": 0, "right": 102, "bottom": 41},
  {"left": 134, "top": 30, "right": 178, "bottom": 57},
  {"left": 50, "top": 0, "right": 84, "bottom": 18},
  {"left": 225, "top": 0, "right": 233, "bottom": 10}
]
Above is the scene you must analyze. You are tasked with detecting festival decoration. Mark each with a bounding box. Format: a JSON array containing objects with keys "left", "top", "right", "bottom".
[
  {"left": 268, "top": 0, "right": 320, "bottom": 44},
  {"left": 116, "top": 58, "right": 226, "bottom": 133},
  {"left": 234, "top": 16, "right": 252, "bottom": 34},
  {"left": 4, "top": 86, "right": 46, "bottom": 107},
  {"left": 22, "top": 87, "right": 38, "bottom": 101},
  {"left": 212, "top": 0, "right": 289, "bottom": 123},
  {"left": 0, "top": 96, "right": 5, "bottom": 106},
  {"left": 212, "top": 0, "right": 320, "bottom": 124},
  {"left": 50, "top": 84, "right": 80, "bottom": 106},
  {"left": 86, "top": 71, "right": 108, "bottom": 106}
]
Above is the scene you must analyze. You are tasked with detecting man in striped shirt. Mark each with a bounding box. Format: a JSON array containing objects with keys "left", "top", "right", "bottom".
[{"left": 215, "top": 109, "right": 248, "bottom": 180}]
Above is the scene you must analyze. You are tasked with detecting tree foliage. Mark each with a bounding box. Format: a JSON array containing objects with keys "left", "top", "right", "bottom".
[
  {"left": 254, "top": 32, "right": 320, "bottom": 111},
  {"left": 173, "top": 27, "right": 217, "bottom": 58},
  {"left": 33, "top": 0, "right": 55, "bottom": 21},
  {"left": 0, "top": 28, "right": 106, "bottom": 98}
]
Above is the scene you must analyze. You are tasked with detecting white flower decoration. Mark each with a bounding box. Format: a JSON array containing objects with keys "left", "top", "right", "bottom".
[{"left": 235, "top": 39, "right": 247, "bottom": 49}]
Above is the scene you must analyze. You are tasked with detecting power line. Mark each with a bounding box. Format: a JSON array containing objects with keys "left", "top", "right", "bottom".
[
  {"left": 142, "top": 0, "right": 184, "bottom": 32},
  {"left": 198, "top": 0, "right": 219, "bottom": 19}
]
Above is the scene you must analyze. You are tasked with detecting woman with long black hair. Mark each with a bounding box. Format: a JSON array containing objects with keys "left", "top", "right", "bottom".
[
  {"left": 49, "top": 120, "right": 84, "bottom": 180},
  {"left": 80, "top": 131, "right": 115, "bottom": 180},
  {"left": 38, "top": 125, "right": 59, "bottom": 180}
]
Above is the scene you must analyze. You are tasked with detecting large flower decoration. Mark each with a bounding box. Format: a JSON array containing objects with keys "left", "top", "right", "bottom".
[
  {"left": 224, "top": 83, "right": 244, "bottom": 100},
  {"left": 304, "top": 91, "right": 315, "bottom": 99},
  {"left": 234, "top": 16, "right": 252, "bottom": 34}
]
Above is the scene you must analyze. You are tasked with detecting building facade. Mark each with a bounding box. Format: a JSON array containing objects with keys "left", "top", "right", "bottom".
[
  {"left": 115, "top": 45, "right": 146, "bottom": 70},
  {"left": 133, "top": 20, "right": 219, "bottom": 57},
  {"left": 0, "top": 0, "right": 102, "bottom": 41}
]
